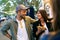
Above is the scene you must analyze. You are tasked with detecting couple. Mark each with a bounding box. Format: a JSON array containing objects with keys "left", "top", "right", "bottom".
[
  {"left": 33, "top": 9, "right": 53, "bottom": 40},
  {"left": 1, "top": 4, "right": 53, "bottom": 40}
]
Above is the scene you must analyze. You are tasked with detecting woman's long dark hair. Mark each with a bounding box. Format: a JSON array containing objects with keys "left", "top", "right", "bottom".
[{"left": 38, "top": 10, "right": 48, "bottom": 22}]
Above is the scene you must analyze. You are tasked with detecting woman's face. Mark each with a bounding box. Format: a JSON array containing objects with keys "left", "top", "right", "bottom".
[{"left": 37, "top": 11, "right": 42, "bottom": 19}]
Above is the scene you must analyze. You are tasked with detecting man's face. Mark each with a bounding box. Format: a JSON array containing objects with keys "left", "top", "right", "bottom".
[{"left": 17, "top": 9, "right": 27, "bottom": 18}]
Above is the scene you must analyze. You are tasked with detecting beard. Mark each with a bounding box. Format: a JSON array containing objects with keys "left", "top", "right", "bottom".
[{"left": 19, "top": 15, "right": 25, "bottom": 19}]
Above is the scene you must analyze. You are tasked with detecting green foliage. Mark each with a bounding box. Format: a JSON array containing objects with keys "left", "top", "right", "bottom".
[{"left": 0, "top": 0, "right": 41, "bottom": 14}]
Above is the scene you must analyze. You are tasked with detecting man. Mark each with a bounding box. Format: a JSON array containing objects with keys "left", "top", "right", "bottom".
[{"left": 1, "top": 4, "right": 36, "bottom": 40}]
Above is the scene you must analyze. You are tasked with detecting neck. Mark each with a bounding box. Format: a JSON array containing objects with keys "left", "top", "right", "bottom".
[
  {"left": 39, "top": 19, "right": 45, "bottom": 23},
  {"left": 41, "top": 20, "right": 45, "bottom": 23},
  {"left": 39, "top": 19, "right": 45, "bottom": 26}
]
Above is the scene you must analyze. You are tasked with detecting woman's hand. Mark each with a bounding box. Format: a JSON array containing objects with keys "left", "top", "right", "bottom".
[
  {"left": 36, "top": 26, "right": 46, "bottom": 35},
  {"left": 37, "top": 26, "right": 46, "bottom": 31},
  {"left": 36, "top": 26, "right": 42, "bottom": 35}
]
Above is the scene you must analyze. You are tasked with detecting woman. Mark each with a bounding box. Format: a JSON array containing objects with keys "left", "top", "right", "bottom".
[
  {"left": 40, "top": 0, "right": 60, "bottom": 40},
  {"left": 33, "top": 10, "right": 53, "bottom": 40}
]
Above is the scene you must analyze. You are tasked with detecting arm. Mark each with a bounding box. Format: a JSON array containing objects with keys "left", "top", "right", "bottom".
[
  {"left": 36, "top": 26, "right": 46, "bottom": 36},
  {"left": 29, "top": 16, "right": 36, "bottom": 23},
  {"left": 1, "top": 21, "right": 12, "bottom": 39},
  {"left": 36, "top": 26, "right": 42, "bottom": 36}
]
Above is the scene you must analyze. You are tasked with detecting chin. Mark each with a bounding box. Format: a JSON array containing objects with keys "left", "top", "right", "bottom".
[
  {"left": 22, "top": 16, "right": 25, "bottom": 18},
  {"left": 38, "top": 17, "right": 41, "bottom": 19}
]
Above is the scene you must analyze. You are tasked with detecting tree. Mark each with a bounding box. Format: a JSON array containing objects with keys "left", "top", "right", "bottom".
[{"left": 0, "top": 0, "right": 41, "bottom": 14}]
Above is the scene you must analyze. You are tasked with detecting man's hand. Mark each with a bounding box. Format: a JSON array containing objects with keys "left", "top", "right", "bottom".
[{"left": 5, "top": 34, "right": 12, "bottom": 40}]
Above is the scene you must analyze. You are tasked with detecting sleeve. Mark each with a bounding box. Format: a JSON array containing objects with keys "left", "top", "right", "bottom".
[
  {"left": 1, "top": 20, "right": 10, "bottom": 35},
  {"left": 28, "top": 16, "right": 36, "bottom": 23}
]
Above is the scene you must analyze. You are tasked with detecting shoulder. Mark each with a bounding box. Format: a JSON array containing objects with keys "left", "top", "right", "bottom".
[
  {"left": 47, "top": 20, "right": 52, "bottom": 24},
  {"left": 4, "top": 19, "right": 15, "bottom": 25},
  {"left": 33, "top": 20, "right": 39, "bottom": 26},
  {"left": 3, "top": 19, "right": 11, "bottom": 24}
]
